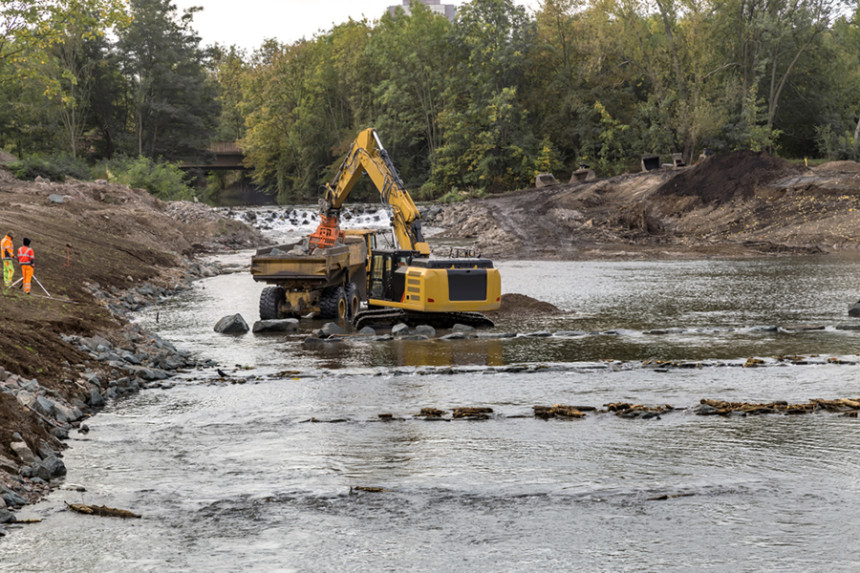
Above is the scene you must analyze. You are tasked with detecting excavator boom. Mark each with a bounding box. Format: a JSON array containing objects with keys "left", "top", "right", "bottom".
[{"left": 309, "top": 128, "right": 430, "bottom": 255}]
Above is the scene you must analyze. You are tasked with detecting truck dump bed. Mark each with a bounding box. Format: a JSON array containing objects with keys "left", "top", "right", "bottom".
[{"left": 251, "top": 236, "right": 367, "bottom": 285}]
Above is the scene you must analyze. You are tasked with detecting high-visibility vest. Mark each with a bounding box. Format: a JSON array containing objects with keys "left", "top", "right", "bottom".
[
  {"left": 17, "top": 246, "right": 33, "bottom": 265},
  {"left": 1, "top": 236, "right": 12, "bottom": 260}
]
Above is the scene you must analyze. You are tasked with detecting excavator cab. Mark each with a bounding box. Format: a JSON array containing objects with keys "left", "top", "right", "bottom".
[{"left": 368, "top": 250, "right": 413, "bottom": 305}]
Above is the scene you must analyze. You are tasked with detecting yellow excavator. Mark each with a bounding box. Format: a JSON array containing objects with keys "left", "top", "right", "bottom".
[{"left": 309, "top": 128, "right": 501, "bottom": 329}]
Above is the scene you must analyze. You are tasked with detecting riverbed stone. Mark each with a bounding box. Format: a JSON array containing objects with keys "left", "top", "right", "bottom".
[
  {"left": 413, "top": 325, "right": 436, "bottom": 338},
  {"left": 358, "top": 326, "right": 376, "bottom": 336},
  {"left": 253, "top": 318, "right": 300, "bottom": 333},
  {"left": 451, "top": 323, "right": 476, "bottom": 334},
  {"left": 0, "top": 509, "right": 15, "bottom": 524},
  {"left": 302, "top": 336, "right": 344, "bottom": 347},
  {"left": 320, "top": 322, "right": 347, "bottom": 337},
  {"left": 392, "top": 323, "right": 410, "bottom": 337},
  {"left": 850, "top": 301, "right": 860, "bottom": 317},
  {"left": 214, "top": 314, "right": 250, "bottom": 334},
  {"left": 440, "top": 332, "right": 468, "bottom": 340}
]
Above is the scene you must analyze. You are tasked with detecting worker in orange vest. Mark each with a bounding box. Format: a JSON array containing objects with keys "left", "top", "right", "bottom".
[
  {"left": 17, "top": 238, "right": 34, "bottom": 295},
  {"left": 1, "top": 232, "right": 13, "bottom": 288}
]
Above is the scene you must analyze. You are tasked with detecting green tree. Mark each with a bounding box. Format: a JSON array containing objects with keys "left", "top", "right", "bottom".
[
  {"left": 433, "top": 0, "right": 537, "bottom": 193},
  {"left": 115, "top": 0, "right": 219, "bottom": 160},
  {"left": 211, "top": 44, "right": 247, "bottom": 142},
  {"left": 365, "top": 3, "right": 453, "bottom": 187}
]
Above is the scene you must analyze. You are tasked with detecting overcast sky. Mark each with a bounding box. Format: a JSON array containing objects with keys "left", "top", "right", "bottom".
[{"left": 171, "top": 0, "right": 543, "bottom": 53}]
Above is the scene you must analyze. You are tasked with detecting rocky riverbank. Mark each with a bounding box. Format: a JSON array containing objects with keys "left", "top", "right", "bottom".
[{"left": 0, "top": 170, "right": 265, "bottom": 533}]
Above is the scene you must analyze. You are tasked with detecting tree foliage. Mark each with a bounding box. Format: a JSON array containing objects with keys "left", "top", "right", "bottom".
[{"left": 1, "top": 0, "right": 859, "bottom": 203}]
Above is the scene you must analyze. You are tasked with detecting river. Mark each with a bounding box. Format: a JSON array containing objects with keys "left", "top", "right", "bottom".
[{"left": 3, "top": 208, "right": 860, "bottom": 571}]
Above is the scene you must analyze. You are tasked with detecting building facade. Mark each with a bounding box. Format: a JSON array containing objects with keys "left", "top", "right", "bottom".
[{"left": 388, "top": 0, "right": 456, "bottom": 21}]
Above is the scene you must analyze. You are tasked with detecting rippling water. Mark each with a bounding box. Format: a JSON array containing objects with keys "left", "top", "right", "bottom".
[{"left": 5, "top": 254, "right": 860, "bottom": 572}]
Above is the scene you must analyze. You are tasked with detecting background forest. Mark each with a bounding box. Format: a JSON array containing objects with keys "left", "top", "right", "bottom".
[{"left": 1, "top": 0, "right": 859, "bottom": 204}]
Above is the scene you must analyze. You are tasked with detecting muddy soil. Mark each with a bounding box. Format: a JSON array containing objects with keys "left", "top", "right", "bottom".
[
  {"left": 0, "top": 170, "right": 264, "bottom": 464},
  {"left": 436, "top": 151, "right": 860, "bottom": 260}
]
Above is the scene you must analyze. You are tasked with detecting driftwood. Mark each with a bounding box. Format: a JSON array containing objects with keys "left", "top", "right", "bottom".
[{"left": 65, "top": 502, "right": 141, "bottom": 519}]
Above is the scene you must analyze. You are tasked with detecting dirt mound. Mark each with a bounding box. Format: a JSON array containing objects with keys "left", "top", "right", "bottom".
[
  {"left": 485, "top": 293, "right": 561, "bottom": 319},
  {"left": 655, "top": 151, "right": 803, "bottom": 205},
  {"left": 814, "top": 160, "right": 860, "bottom": 173}
]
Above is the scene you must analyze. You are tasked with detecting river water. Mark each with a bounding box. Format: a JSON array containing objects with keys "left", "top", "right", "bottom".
[{"left": 4, "top": 209, "right": 860, "bottom": 571}]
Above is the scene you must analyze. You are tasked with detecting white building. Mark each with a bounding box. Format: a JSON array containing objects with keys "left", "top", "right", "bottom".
[{"left": 389, "top": 0, "right": 456, "bottom": 21}]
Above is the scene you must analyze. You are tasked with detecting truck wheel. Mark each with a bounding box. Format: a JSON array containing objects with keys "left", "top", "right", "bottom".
[
  {"left": 320, "top": 286, "right": 347, "bottom": 320},
  {"left": 345, "top": 282, "right": 360, "bottom": 319},
  {"left": 259, "top": 286, "right": 285, "bottom": 320}
]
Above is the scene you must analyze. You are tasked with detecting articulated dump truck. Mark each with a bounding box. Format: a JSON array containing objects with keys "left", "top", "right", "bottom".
[
  {"left": 251, "top": 230, "right": 375, "bottom": 321},
  {"left": 251, "top": 127, "right": 501, "bottom": 329}
]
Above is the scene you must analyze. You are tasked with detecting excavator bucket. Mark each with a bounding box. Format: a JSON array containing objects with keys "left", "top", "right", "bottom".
[{"left": 308, "top": 215, "right": 343, "bottom": 251}]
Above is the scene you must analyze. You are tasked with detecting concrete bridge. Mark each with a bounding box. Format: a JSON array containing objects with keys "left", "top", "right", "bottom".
[{"left": 182, "top": 141, "right": 247, "bottom": 170}]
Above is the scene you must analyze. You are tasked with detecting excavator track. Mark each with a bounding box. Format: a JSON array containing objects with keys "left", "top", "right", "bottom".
[{"left": 353, "top": 309, "right": 494, "bottom": 331}]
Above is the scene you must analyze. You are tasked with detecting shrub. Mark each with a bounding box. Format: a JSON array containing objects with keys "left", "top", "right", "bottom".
[
  {"left": 7, "top": 153, "right": 91, "bottom": 182},
  {"left": 101, "top": 156, "right": 195, "bottom": 201}
]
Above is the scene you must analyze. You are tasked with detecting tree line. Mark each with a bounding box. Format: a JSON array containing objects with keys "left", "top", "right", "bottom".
[{"left": 1, "top": 0, "right": 858, "bottom": 203}]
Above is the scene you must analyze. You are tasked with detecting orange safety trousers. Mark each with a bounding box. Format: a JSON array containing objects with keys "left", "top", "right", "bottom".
[{"left": 21, "top": 264, "right": 33, "bottom": 294}]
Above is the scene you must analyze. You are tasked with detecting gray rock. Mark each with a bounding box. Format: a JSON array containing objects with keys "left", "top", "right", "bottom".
[
  {"left": 451, "top": 323, "right": 476, "bottom": 334},
  {"left": 413, "top": 325, "right": 436, "bottom": 338},
  {"left": 0, "top": 455, "right": 18, "bottom": 474},
  {"left": 321, "top": 322, "right": 348, "bottom": 336},
  {"left": 121, "top": 351, "right": 142, "bottom": 365},
  {"left": 253, "top": 318, "right": 300, "bottom": 333},
  {"left": 48, "top": 193, "right": 65, "bottom": 203},
  {"left": 391, "top": 323, "right": 410, "bottom": 337},
  {"left": 302, "top": 336, "right": 344, "bottom": 346},
  {"left": 52, "top": 402, "right": 82, "bottom": 424},
  {"left": 440, "top": 332, "right": 468, "bottom": 340},
  {"left": 40, "top": 455, "right": 67, "bottom": 479},
  {"left": 10, "top": 442, "right": 36, "bottom": 465},
  {"left": 358, "top": 326, "right": 376, "bottom": 336},
  {"left": 477, "top": 332, "right": 517, "bottom": 339},
  {"left": 0, "top": 509, "right": 15, "bottom": 524},
  {"left": 2, "top": 490, "right": 27, "bottom": 507},
  {"left": 214, "top": 314, "right": 249, "bottom": 334},
  {"left": 397, "top": 334, "right": 429, "bottom": 341},
  {"left": 131, "top": 367, "right": 170, "bottom": 381},
  {"left": 51, "top": 427, "right": 69, "bottom": 440}
]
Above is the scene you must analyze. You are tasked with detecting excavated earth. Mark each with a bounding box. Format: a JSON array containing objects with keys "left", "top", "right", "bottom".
[{"left": 435, "top": 151, "right": 860, "bottom": 260}]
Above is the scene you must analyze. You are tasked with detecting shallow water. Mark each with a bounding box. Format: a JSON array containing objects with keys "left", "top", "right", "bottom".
[{"left": 5, "top": 251, "right": 860, "bottom": 572}]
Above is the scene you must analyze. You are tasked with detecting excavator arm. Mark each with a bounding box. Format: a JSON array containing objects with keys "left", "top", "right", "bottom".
[{"left": 309, "top": 128, "right": 431, "bottom": 255}]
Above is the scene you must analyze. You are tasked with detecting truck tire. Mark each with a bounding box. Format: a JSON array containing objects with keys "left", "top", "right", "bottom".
[
  {"left": 345, "top": 282, "right": 360, "bottom": 319},
  {"left": 259, "top": 286, "right": 285, "bottom": 320},
  {"left": 320, "top": 286, "right": 347, "bottom": 320}
]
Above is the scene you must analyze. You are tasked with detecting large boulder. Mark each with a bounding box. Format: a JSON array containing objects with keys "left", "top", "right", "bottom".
[
  {"left": 214, "top": 314, "right": 249, "bottom": 334},
  {"left": 849, "top": 300, "right": 860, "bottom": 317},
  {"left": 253, "top": 318, "right": 300, "bottom": 333}
]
